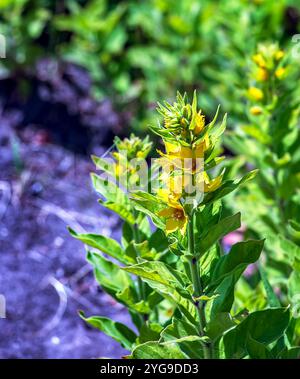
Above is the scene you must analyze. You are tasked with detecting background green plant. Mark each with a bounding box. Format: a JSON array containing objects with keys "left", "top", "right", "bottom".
[
  {"left": 223, "top": 44, "right": 300, "bottom": 346},
  {"left": 1, "top": 0, "right": 300, "bottom": 129}
]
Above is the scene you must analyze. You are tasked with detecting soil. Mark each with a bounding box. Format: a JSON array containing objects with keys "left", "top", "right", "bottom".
[{"left": 0, "top": 125, "right": 131, "bottom": 358}]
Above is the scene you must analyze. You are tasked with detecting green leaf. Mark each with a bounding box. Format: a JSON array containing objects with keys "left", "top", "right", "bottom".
[
  {"left": 91, "top": 155, "right": 115, "bottom": 176},
  {"left": 195, "top": 201, "right": 222, "bottom": 238},
  {"left": 137, "top": 323, "right": 163, "bottom": 344},
  {"left": 100, "top": 201, "right": 135, "bottom": 224},
  {"left": 206, "top": 105, "right": 221, "bottom": 131},
  {"left": 131, "top": 191, "right": 167, "bottom": 228},
  {"left": 200, "top": 244, "right": 221, "bottom": 284},
  {"left": 246, "top": 335, "right": 274, "bottom": 359},
  {"left": 210, "top": 112, "right": 227, "bottom": 143},
  {"left": 134, "top": 240, "right": 158, "bottom": 260},
  {"left": 278, "top": 347, "right": 300, "bottom": 359},
  {"left": 117, "top": 287, "right": 150, "bottom": 314},
  {"left": 87, "top": 251, "right": 132, "bottom": 300},
  {"left": 206, "top": 312, "right": 235, "bottom": 341},
  {"left": 68, "top": 227, "right": 126, "bottom": 264},
  {"left": 207, "top": 239, "right": 264, "bottom": 292},
  {"left": 221, "top": 308, "right": 290, "bottom": 358},
  {"left": 289, "top": 219, "right": 300, "bottom": 232},
  {"left": 91, "top": 173, "right": 127, "bottom": 205},
  {"left": 161, "top": 317, "right": 199, "bottom": 341},
  {"left": 122, "top": 221, "right": 133, "bottom": 249},
  {"left": 266, "top": 233, "right": 300, "bottom": 266},
  {"left": 123, "top": 261, "right": 187, "bottom": 290},
  {"left": 160, "top": 317, "right": 207, "bottom": 358},
  {"left": 288, "top": 270, "right": 300, "bottom": 300},
  {"left": 130, "top": 340, "right": 187, "bottom": 359},
  {"left": 197, "top": 294, "right": 219, "bottom": 301},
  {"left": 124, "top": 242, "right": 139, "bottom": 264},
  {"left": 79, "top": 312, "right": 137, "bottom": 350},
  {"left": 258, "top": 264, "right": 281, "bottom": 307},
  {"left": 242, "top": 125, "right": 271, "bottom": 144},
  {"left": 123, "top": 261, "right": 197, "bottom": 323},
  {"left": 138, "top": 216, "right": 152, "bottom": 238},
  {"left": 149, "top": 122, "right": 174, "bottom": 139},
  {"left": 196, "top": 213, "right": 241, "bottom": 257},
  {"left": 205, "top": 156, "right": 225, "bottom": 171},
  {"left": 288, "top": 220, "right": 300, "bottom": 240},
  {"left": 210, "top": 273, "right": 238, "bottom": 317},
  {"left": 148, "top": 229, "right": 169, "bottom": 253},
  {"left": 130, "top": 335, "right": 207, "bottom": 359}
]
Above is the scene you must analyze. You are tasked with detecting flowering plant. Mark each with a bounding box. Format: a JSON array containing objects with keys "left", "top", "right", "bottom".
[
  {"left": 70, "top": 92, "right": 298, "bottom": 358},
  {"left": 225, "top": 44, "right": 300, "bottom": 348}
]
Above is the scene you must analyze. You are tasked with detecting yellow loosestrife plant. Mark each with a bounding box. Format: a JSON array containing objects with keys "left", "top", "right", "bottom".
[
  {"left": 70, "top": 92, "right": 297, "bottom": 359},
  {"left": 225, "top": 44, "right": 300, "bottom": 350}
]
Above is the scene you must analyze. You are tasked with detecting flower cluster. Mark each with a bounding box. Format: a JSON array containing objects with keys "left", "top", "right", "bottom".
[
  {"left": 247, "top": 44, "right": 288, "bottom": 116},
  {"left": 114, "top": 134, "right": 152, "bottom": 160},
  {"left": 153, "top": 92, "right": 225, "bottom": 235},
  {"left": 113, "top": 134, "right": 152, "bottom": 181}
]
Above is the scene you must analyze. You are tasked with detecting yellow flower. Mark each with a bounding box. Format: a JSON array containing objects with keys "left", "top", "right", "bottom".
[
  {"left": 157, "top": 174, "right": 183, "bottom": 200},
  {"left": 137, "top": 151, "right": 146, "bottom": 158},
  {"left": 157, "top": 187, "right": 180, "bottom": 203},
  {"left": 156, "top": 156, "right": 175, "bottom": 175},
  {"left": 252, "top": 53, "right": 267, "bottom": 68},
  {"left": 115, "top": 162, "right": 126, "bottom": 178},
  {"left": 113, "top": 152, "right": 127, "bottom": 178},
  {"left": 256, "top": 67, "right": 268, "bottom": 82},
  {"left": 250, "top": 106, "right": 263, "bottom": 116},
  {"left": 193, "top": 111, "right": 206, "bottom": 135},
  {"left": 248, "top": 87, "right": 264, "bottom": 101},
  {"left": 198, "top": 171, "right": 223, "bottom": 193},
  {"left": 275, "top": 67, "right": 286, "bottom": 80},
  {"left": 275, "top": 50, "right": 284, "bottom": 61},
  {"left": 159, "top": 135, "right": 210, "bottom": 172},
  {"left": 158, "top": 200, "right": 187, "bottom": 235}
]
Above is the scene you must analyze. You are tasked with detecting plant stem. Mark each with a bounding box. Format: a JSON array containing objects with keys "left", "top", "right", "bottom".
[
  {"left": 132, "top": 224, "right": 146, "bottom": 301},
  {"left": 187, "top": 212, "right": 212, "bottom": 359},
  {"left": 132, "top": 222, "right": 149, "bottom": 326},
  {"left": 274, "top": 171, "right": 288, "bottom": 238}
]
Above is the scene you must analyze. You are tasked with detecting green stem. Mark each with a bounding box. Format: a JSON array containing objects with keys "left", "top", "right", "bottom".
[
  {"left": 274, "top": 171, "right": 288, "bottom": 238},
  {"left": 132, "top": 222, "right": 148, "bottom": 325},
  {"left": 132, "top": 224, "right": 146, "bottom": 300},
  {"left": 187, "top": 212, "right": 212, "bottom": 359}
]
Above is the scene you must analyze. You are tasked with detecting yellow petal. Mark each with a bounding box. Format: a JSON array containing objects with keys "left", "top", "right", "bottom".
[
  {"left": 256, "top": 68, "right": 268, "bottom": 82},
  {"left": 248, "top": 87, "right": 264, "bottom": 101},
  {"left": 165, "top": 141, "right": 180, "bottom": 154},
  {"left": 250, "top": 106, "right": 263, "bottom": 115},
  {"left": 158, "top": 207, "right": 174, "bottom": 218},
  {"left": 166, "top": 176, "right": 183, "bottom": 196},
  {"left": 194, "top": 135, "right": 210, "bottom": 157},
  {"left": 166, "top": 218, "right": 180, "bottom": 234},
  {"left": 157, "top": 188, "right": 182, "bottom": 206},
  {"left": 252, "top": 53, "right": 267, "bottom": 68},
  {"left": 178, "top": 146, "right": 193, "bottom": 159},
  {"left": 156, "top": 188, "right": 170, "bottom": 203},
  {"left": 275, "top": 67, "right": 286, "bottom": 80},
  {"left": 204, "top": 174, "right": 223, "bottom": 192},
  {"left": 177, "top": 217, "right": 188, "bottom": 235},
  {"left": 275, "top": 50, "right": 284, "bottom": 61},
  {"left": 194, "top": 112, "right": 205, "bottom": 135}
]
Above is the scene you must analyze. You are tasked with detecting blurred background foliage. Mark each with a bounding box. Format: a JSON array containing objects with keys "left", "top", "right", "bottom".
[
  {"left": 1, "top": 0, "right": 300, "bottom": 354},
  {"left": 1, "top": 0, "right": 300, "bottom": 133}
]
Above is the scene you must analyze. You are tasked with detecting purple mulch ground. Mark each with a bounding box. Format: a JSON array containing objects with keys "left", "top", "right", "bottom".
[{"left": 0, "top": 125, "right": 131, "bottom": 358}]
